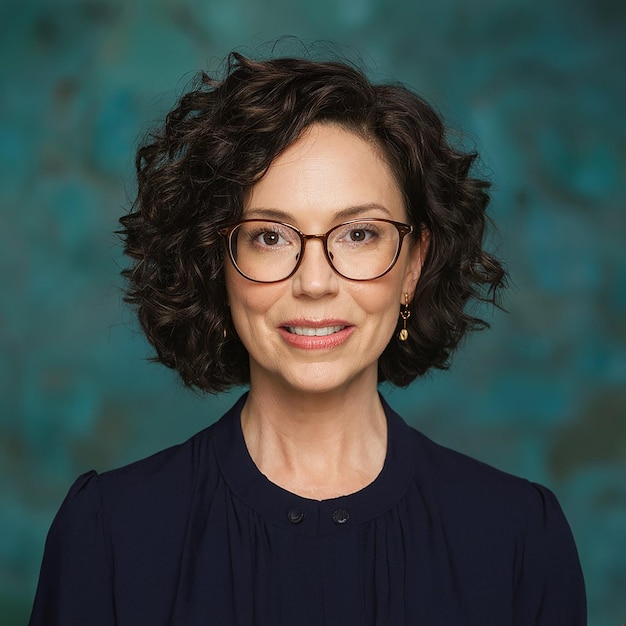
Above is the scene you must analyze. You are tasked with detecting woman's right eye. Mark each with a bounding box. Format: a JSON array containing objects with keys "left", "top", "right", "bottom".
[
  {"left": 247, "top": 228, "right": 290, "bottom": 248},
  {"left": 259, "top": 231, "right": 281, "bottom": 245}
]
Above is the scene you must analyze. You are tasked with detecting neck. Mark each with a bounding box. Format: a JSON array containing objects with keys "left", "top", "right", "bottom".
[{"left": 241, "top": 370, "right": 387, "bottom": 500}]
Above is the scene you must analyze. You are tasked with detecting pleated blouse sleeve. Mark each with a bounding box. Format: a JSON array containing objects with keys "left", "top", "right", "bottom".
[
  {"left": 29, "top": 470, "right": 115, "bottom": 626},
  {"left": 513, "top": 482, "right": 586, "bottom": 625}
]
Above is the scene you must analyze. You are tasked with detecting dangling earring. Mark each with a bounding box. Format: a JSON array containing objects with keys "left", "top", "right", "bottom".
[
  {"left": 223, "top": 327, "right": 228, "bottom": 339},
  {"left": 398, "top": 293, "right": 410, "bottom": 341}
]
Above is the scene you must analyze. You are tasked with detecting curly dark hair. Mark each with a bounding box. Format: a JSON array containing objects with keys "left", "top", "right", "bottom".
[{"left": 119, "top": 51, "right": 507, "bottom": 392}]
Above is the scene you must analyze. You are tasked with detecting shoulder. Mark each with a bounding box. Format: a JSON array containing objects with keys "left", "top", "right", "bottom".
[
  {"left": 101, "top": 419, "right": 217, "bottom": 490},
  {"left": 413, "top": 426, "right": 536, "bottom": 503},
  {"left": 388, "top": 403, "right": 573, "bottom": 543},
  {"left": 45, "top": 420, "right": 219, "bottom": 546},
  {"left": 71, "top": 394, "right": 247, "bottom": 532},
  {"left": 100, "top": 420, "right": 217, "bottom": 513},
  {"left": 390, "top": 408, "right": 585, "bottom": 620},
  {"left": 388, "top": 402, "right": 534, "bottom": 501}
]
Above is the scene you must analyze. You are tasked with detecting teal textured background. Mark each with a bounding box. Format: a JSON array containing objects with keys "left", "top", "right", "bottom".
[{"left": 1, "top": 1, "right": 624, "bottom": 624}]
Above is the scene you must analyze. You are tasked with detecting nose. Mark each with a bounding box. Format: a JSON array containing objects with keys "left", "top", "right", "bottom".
[{"left": 291, "top": 237, "right": 339, "bottom": 298}]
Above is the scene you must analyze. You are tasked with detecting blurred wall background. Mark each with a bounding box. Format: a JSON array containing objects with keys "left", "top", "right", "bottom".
[{"left": 1, "top": 0, "right": 624, "bottom": 624}]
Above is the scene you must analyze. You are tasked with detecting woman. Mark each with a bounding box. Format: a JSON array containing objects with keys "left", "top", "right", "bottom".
[{"left": 30, "top": 52, "right": 586, "bottom": 625}]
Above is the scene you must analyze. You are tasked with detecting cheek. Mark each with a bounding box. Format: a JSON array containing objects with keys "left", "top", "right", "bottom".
[
  {"left": 352, "top": 260, "right": 406, "bottom": 309},
  {"left": 226, "top": 273, "right": 283, "bottom": 332},
  {"left": 350, "top": 281, "right": 402, "bottom": 329}
]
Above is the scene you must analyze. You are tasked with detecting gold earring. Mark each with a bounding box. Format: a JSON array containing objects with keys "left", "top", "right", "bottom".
[{"left": 398, "top": 293, "right": 410, "bottom": 341}]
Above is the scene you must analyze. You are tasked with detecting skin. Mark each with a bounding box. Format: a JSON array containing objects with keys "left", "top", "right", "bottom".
[{"left": 225, "top": 123, "right": 429, "bottom": 499}]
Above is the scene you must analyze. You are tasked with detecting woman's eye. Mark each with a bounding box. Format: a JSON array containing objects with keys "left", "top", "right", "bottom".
[
  {"left": 260, "top": 231, "right": 280, "bottom": 245},
  {"left": 349, "top": 229, "right": 368, "bottom": 242},
  {"left": 339, "top": 226, "right": 378, "bottom": 244},
  {"left": 249, "top": 228, "right": 292, "bottom": 247}
]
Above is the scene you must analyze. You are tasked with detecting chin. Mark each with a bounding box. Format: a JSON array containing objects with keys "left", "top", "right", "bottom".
[{"left": 259, "top": 361, "right": 378, "bottom": 397}]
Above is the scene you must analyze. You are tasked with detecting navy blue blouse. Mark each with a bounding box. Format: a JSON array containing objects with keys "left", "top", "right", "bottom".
[{"left": 30, "top": 394, "right": 586, "bottom": 625}]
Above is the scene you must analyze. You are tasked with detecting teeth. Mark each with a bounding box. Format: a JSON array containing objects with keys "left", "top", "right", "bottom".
[{"left": 286, "top": 325, "right": 345, "bottom": 336}]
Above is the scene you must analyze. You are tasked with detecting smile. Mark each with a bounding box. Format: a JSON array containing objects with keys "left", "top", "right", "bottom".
[
  {"left": 285, "top": 325, "right": 346, "bottom": 336},
  {"left": 279, "top": 323, "right": 354, "bottom": 350}
]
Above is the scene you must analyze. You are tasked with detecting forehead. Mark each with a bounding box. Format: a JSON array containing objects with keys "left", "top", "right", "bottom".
[{"left": 244, "top": 123, "right": 406, "bottom": 225}]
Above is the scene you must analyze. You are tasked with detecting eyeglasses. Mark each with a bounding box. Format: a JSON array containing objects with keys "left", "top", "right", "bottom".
[{"left": 219, "top": 218, "right": 413, "bottom": 283}]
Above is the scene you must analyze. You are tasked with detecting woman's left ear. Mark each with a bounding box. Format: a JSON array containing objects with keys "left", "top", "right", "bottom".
[{"left": 403, "top": 227, "right": 430, "bottom": 301}]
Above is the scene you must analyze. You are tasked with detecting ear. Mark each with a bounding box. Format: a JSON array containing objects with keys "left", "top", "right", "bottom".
[{"left": 402, "top": 226, "right": 430, "bottom": 301}]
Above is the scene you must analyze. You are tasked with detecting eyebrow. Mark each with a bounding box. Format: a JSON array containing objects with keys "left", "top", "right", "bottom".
[{"left": 244, "top": 203, "right": 393, "bottom": 222}]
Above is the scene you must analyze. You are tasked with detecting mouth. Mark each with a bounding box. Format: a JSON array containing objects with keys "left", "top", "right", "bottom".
[
  {"left": 284, "top": 325, "right": 346, "bottom": 336},
  {"left": 279, "top": 320, "right": 354, "bottom": 349}
]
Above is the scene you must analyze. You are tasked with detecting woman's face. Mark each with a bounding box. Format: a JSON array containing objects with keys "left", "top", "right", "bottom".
[{"left": 225, "top": 123, "right": 426, "bottom": 396}]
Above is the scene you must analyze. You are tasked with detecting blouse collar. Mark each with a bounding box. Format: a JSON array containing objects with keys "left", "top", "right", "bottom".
[{"left": 212, "top": 393, "right": 415, "bottom": 536}]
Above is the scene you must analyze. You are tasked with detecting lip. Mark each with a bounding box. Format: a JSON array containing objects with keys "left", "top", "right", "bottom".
[{"left": 278, "top": 319, "right": 354, "bottom": 349}]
